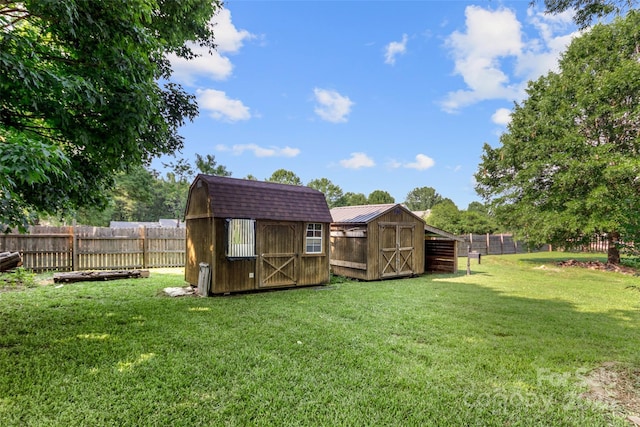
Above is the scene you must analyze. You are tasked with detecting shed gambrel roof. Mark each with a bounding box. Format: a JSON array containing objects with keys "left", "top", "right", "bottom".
[
  {"left": 330, "top": 204, "right": 422, "bottom": 224},
  {"left": 188, "top": 175, "right": 332, "bottom": 222}
]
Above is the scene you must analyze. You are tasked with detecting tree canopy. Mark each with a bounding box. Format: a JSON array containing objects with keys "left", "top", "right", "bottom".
[
  {"left": 0, "top": 0, "right": 221, "bottom": 231},
  {"left": 475, "top": 11, "right": 640, "bottom": 263},
  {"left": 425, "top": 200, "right": 498, "bottom": 234},
  {"left": 404, "top": 186, "right": 444, "bottom": 211},
  {"left": 367, "top": 190, "right": 395, "bottom": 205},
  {"left": 266, "top": 169, "right": 302, "bottom": 186},
  {"left": 307, "top": 178, "right": 344, "bottom": 208},
  {"left": 342, "top": 192, "right": 368, "bottom": 207}
]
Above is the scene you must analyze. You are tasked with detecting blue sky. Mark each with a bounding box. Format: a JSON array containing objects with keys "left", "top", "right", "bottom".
[{"left": 155, "top": 0, "right": 580, "bottom": 209}]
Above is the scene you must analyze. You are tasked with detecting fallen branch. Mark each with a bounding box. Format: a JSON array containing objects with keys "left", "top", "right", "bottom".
[{"left": 53, "top": 270, "right": 150, "bottom": 283}]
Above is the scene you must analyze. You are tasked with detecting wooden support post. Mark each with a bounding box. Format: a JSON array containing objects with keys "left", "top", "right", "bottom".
[
  {"left": 141, "top": 226, "right": 149, "bottom": 269},
  {"left": 71, "top": 225, "right": 78, "bottom": 271},
  {"left": 466, "top": 245, "right": 471, "bottom": 275}
]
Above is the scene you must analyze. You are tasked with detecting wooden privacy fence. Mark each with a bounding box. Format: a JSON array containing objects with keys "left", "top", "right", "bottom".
[
  {"left": 456, "top": 234, "right": 552, "bottom": 257},
  {"left": 455, "top": 234, "right": 614, "bottom": 256},
  {"left": 0, "top": 226, "right": 185, "bottom": 272}
]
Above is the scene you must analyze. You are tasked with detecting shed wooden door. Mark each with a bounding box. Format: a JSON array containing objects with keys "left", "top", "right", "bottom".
[
  {"left": 379, "top": 223, "right": 416, "bottom": 278},
  {"left": 257, "top": 222, "right": 298, "bottom": 288}
]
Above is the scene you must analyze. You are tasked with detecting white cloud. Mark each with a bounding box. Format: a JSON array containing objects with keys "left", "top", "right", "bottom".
[
  {"left": 441, "top": 5, "right": 580, "bottom": 113},
  {"left": 388, "top": 154, "right": 436, "bottom": 170},
  {"left": 404, "top": 154, "right": 435, "bottom": 171},
  {"left": 169, "top": 47, "right": 233, "bottom": 85},
  {"left": 384, "top": 34, "right": 408, "bottom": 65},
  {"left": 339, "top": 152, "right": 375, "bottom": 169},
  {"left": 313, "top": 88, "right": 354, "bottom": 123},
  {"left": 492, "top": 108, "right": 512, "bottom": 126},
  {"left": 442, "top": 6, "right": 523, "bottom": 112},
  {"left": 215, "top": 144, "right": 300, "bottom": 157},
  {"left": 212, "top": 9, "right": 256, "bottom": 53},
  {"left": 168, "top": 9, "right": 255, "bottom": 86},
  {"left": 197, "top": 89, "right": 251, "bottom": 122},
  {"left": 516, "top": 9, "right": 580, "bottom": 80}
]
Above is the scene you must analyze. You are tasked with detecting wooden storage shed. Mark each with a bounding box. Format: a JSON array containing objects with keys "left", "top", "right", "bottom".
[
  {"left": 184, "top": 175, "right": 333, "bottom": 295},
  {"left": 330, "top": 204, "right": 426, "bottom": 281},
  {"left": 424, "top": 224, "right": 464, "bottom": 274}
]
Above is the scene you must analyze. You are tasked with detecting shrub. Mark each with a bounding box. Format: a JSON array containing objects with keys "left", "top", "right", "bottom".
[{"left": 0, "top": 267, "right": 37, "bottom": 289}]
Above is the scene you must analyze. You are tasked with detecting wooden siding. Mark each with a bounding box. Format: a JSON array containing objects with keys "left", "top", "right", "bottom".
[
  {"left": 185, "top": 218, "right": 214, "bottom": 288},
  {"left": 208, "top": 218, "right": 256, "bottom": 294},
  {"left": 184, "top": 180, "right": 211, "bottom": 219},
  {"left": 425, "top": 239, "right": 458, "bottom": 274}
]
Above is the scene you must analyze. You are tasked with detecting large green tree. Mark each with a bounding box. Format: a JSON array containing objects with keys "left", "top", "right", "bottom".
[
  {"left": 404, "top": 186, "right": 444, "bottom": 211},
  {"left": 426, "top": 200, "right": 461, "bottom": 234},
  {"left": 475, "top": 11, "right": 640, "bottom": 264},
  {"left": 266, "top": 169, "right": 302, "bottom": 186},
  {"left": 367, "top": 190, "right": 395, "bottom": 205},
  {"left": 307, "top": 178, "right": 344, "bottom": 208},
  {"left": 0, "top": 0, "right": 221, "bottom": 231},
  {"left": 342, "top": 192, "right": 368, "bottom": 206}
]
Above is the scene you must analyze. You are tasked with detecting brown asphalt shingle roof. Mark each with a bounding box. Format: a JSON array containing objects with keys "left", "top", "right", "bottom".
[{"left": 194, "top": 175, "right": 332, "bottom": 223}]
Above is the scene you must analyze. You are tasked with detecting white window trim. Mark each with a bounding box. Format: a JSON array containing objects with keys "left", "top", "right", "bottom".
[{"left": 305, "top": 223, "right": 323, "bottom": 254}]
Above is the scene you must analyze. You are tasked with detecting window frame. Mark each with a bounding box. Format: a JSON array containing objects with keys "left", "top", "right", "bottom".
[
  {"left": 304, "top": 223, "right": 324, "bottom": 255},
  {"left": 225, "top": 218, "right": 256, "bottom": 260}
]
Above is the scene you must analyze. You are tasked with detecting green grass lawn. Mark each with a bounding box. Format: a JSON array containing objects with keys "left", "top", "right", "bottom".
[{"left": 0, "top": 253, "right": 638, "bottom": 426}]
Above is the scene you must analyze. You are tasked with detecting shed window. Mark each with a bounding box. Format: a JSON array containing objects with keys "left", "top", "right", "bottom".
[
  {"left": 305, "top": 223, "right": 323, "bottom": 254},
  {"left": 226, "top": 219, "right": 256, "bottom": 258}
]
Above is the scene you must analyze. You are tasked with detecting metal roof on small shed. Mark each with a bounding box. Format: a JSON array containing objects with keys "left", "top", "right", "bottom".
[
  {"left": 190, "top": 175, "right": 332, "bottom": 223},
  {"left": 330, "top": 204, "right": 415, "bottom": 224}
]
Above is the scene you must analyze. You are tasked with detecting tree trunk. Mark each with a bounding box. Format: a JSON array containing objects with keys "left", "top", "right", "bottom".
[{"left": 607, "top": 231, "right": 621, "bottom": 265}]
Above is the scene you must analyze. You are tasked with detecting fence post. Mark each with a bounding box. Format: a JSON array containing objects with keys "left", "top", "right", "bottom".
[
  {"left": 486, "top": 233, "right": 490, "bottom": 255},
  {"left": 71, "top": 225, "right": 78, "bottom": 271},
  {"left": 140, "top": 226, "right": 148, "bottom": 268},
  {"left": 500, "top": 233, "right": 504, "bottom": 255}
]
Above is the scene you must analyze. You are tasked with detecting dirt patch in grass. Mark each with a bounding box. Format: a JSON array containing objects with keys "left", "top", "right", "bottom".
[
  {"left": 557, "top": 260, "right": 639, "bottom": 276},
  {"left": 581, "top": 362, "right": 640, "bottom": 422}
]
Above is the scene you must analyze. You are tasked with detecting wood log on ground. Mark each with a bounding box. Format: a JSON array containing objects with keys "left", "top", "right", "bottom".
[
  {"left": 0, "top": 252, "right": 23, "bottom": 272},
  {"left": 53, "top": 270, "right": 150, "bottom": 283}
]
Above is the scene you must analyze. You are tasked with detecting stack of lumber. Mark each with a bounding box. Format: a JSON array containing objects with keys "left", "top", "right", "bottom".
[
  {"left": 53, "top": 270, "right": 150, "bottom": 283},
  {"left": 0, "top": 252, "right": 22, "bottom": 272}
]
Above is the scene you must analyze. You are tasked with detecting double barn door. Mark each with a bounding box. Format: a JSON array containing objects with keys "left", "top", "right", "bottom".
[{"left": 379, "top": 222, "right": 416, "bottom": 278}]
